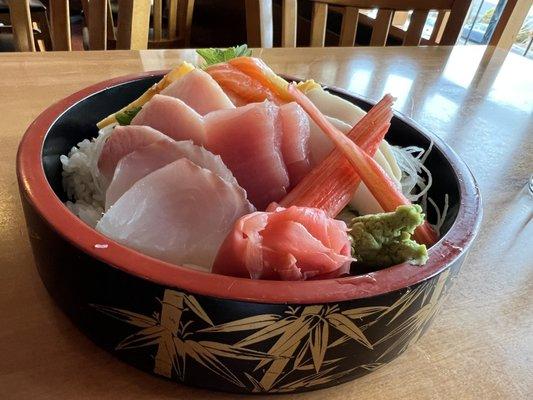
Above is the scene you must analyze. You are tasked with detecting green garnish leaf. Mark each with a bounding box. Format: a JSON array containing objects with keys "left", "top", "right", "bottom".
[
  {"left": 348, "top": 204, "right": 428, "bottom": 268},
  {"left": 115, "top": 106, "right": 142, "bottom": 125},
  {"left": 196, "top": 45, "right": 252, "bottom": 68}
]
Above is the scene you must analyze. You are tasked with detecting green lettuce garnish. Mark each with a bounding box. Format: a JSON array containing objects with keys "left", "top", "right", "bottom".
[
  {"left": 196, "top": 45, "right": 252, "bottom": 68},
  {"left": 348, "top": 204, "right": 429, "bottom": 268},
  {"left": 115, "top": 106, "right": 142, "bottom": 126}
]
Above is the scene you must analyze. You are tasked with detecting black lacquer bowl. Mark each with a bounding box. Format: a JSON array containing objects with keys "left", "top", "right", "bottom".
[{"left": 17, "top": 71, "right": 482, "bottom": 394}]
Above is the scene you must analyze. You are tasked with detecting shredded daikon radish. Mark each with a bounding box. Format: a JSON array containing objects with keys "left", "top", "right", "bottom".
[
  {"left": 391, "top": 142, "right": 433, "bottom": 201},
  {"left": 391, "top": 141, "right": 450, "bottom": 237},
  {"left": 425, "top": 194, "right": 449, "bottom": 237}
]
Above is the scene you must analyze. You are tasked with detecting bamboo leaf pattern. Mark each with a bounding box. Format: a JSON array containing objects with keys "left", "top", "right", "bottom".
[
  {"left": 91, "top": 268, "right": 453, "bottom": 393},
  {"left": 197, "top": 341, "right": 274, "bottom": 361},
  {"left": 310, "top": 322, "right": 328, "bottom": 372},
  {"left": 236, "top": 318, "right": 295, "bottom": 347},
  {"left": 326, "top": 313, "right": 373, "bottom": 349},
  {"left": 116, "top": 326, "right": 165, "bottom": 350},
  {"left": 342, "top": 306, "right": 388, "bottom": 320},
  {"left": 90, "top": 304, "right": 158, "bottom": 328},
  {"left": 244, "top": 372, "right": 265, "bottom": 392},
  {"left": 183, "top": 295, "right": 214, "bottom": 326},
  {"left": 293, "top": 338, "right": 311, "bottom": 371},
  {"left": 184, "top": 340, "right": 245, "bottom": 387},
  {"left": 296, "top": 357, "right": 345, "bottom": 371},
  {"left": 199, "top": 314, "right": 280, "bottom": 333}
]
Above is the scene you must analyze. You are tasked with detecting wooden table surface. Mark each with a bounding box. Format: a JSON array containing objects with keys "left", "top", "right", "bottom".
[{"left": 0, "top": 46, "right": 531, "bottom": 399}]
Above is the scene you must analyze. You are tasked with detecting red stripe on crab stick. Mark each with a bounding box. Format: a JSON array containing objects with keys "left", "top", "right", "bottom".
[{"left": 286, "top": 84, "right": 437, "bottom": 246}]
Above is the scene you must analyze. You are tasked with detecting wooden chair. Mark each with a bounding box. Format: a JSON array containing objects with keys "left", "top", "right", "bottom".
[
  {"left": 48, "top": 0, "right": 195, "bottom": 51},
  {"left": 1, "top": 0, "right": 52, "bottom": 51},
  {"left": 150, "top": 0, "right": 195, "bottom": 48},
  {"left": 245, "top": 0, "right": 472, "bottom": 47}
]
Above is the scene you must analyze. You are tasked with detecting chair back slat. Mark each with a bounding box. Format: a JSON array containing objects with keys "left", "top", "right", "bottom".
[
  {"left": 282, "top": 0, "right": 298, "bottom": 47},
  {"left": 116, "top": 0, "right": 151, "bottom": 50},
  {"left": 312, "top": 0, "right": 455, "bottom": 10},
  {"left": 310, "top": 2, "right": 328, "bottom": 46},
  {"left": 167, "top": 0, "right": 178, "bottom": 40},
  {"left": 51, "top": 0, "right": 195, "bottom": 51},
  {"left": 369, "top": 9, "right": 393, "bottom": 46},
  {"left": 178, "top": 0, "right": 195, "bottom": 46},
  {"left": 153, "top": 0, "right": 163, "bottom": 41},
  {"left": 429, "top": 10, "right": 449, "bottom": 44},
  {"left": 246, "top": 0, "right": 472, "bottom": 48},
  {"left": 88, "top": 0, "right": 107, "bottom": 50},
  {"left": 339, "top": 6, "right": 359, "bottom": 46},
  {"left": 49, "top": 0, "right": 71, "bottom": 50},
  {"left": 440, "top": 0, "right": 471, "bottom": 44},
  {"left": 245, "top": 0, "right": 273, "bottom": 47},
  {"left": 6, "top": 0, "right": 35, "bottom": 51},
  {"left": 404, "top": 9, "right": 428, "bottom": 45},
  {"left": 107, "top": 0, "right": 116, "bottom": 41}
]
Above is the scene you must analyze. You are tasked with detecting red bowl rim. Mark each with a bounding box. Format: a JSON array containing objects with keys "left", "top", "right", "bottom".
[{"left": 17, "top": 70, "right": 482, "bottom": 304}]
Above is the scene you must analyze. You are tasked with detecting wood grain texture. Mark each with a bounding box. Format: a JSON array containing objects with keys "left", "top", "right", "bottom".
[
  {"left": 253, "top": 0, "right": 470, "bottom": 47},
  {"left": 282, "top": 0, "right": 297, "bottom": 47},
  {"left": 245, "top": 0, "right": 273, "bottom": 48},
  {"left": 153, "top": 0, "right": 163, "bottom": 41},
  {"left": 6, "top": 0, "right": 35, "bottom": 52},
  {"left": 488, "top": 0, "right": 532, "bottom": 50},
  {"left": 88, "top": 0, "right": 107, "bottom": 50},
  {"left": 440, "top": 0, "right": 471, "bottom": 45},
  {"left": 308, "top": 0, "right": 454, "bottom": 9},
  {"left": 429, "top": 10, "right": 449, "bottom": 44},
  {"left": 116, "top": 0, "right": 151, "bottom": 50},
  {"left": 49, "top": 0, "right": 71, "bottom": 50},
  {"left": 339, "top": 6, "right": 359, "bottom": 46},
  {"left": 178, "top": 0, "right": 195, "bottom": 47},
  {"left": 0, "top": 46, "right": 532, "bottom": 399},
  {"left": 404, "top": 10, "right": 428, "bottom": 46},
  {"left": 370, "top": 9, "right": 393, "bottom": 46},
  {"left": 310, "top": 2, "right": 328, "bottom": 46}
]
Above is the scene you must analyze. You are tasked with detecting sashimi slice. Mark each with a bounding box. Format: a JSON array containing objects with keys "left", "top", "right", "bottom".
[
  {"left": 206, "top": 63, "right": 283, "bottom": 106},
  {"left": 279, "top": 102, "right": 311, "bottom": 186},
  {"left": 105, "top": 140, "right": 237, "bottom": 209},
  {"left": 212, "top": 206, "right": 353, "bottom": 280},
  {"left": 205, "top": 101, "right": 290, "bottom": 209},
  {"left": 97, "top": 159, "right": 255, "bottom": 270},
  {"left": 97, "top": 125, "right": 172, "bottom": 183},
  {"left": 131, "top": 94, "right": 206, "bottom": 145},
  {"left": 160, "top": 68, "right": 235, "bottom": 115}
]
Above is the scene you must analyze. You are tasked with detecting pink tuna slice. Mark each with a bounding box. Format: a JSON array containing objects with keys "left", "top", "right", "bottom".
[
  {"left": 160, "top": 68, "right": 235, "bottom": 115},
  {"left": 279, "top": 102, "right": 312, "bottom": 186},
  {"left": 97, "top": 125, "right": 172, "bottom": 183},
  {"left": 105, "top": 140, "right": 237, "bottom": 210},
  {"left": 96, "top": 158, "right": 255, "bottom": 270},
  {"left": 212, "top": 205, "right": 353, "bottom": 280},
  {"left": 130, "top": 94, "right": 207, "bottom": 145},
  {"left": 205, "top": 101, "right": 290, "bottom": 210}
]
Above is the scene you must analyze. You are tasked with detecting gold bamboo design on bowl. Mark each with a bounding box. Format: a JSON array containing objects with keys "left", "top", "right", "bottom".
[{"left": 92, "top": 269, "right": 452, "bottom": 392}]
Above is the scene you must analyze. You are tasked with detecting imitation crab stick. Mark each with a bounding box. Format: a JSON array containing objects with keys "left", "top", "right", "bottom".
[
  {"left": 286, "top": 84, "right": 438, "bottom": 246},
  {"left": 280, "top": 95, "right": 394, "bottom": 215}
]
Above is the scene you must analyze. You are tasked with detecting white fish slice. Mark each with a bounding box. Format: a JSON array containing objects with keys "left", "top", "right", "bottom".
[
  {"left": 97, "top": 158, "right": 255, "bottom": 270},
  {"left": 105, "top": 139, "right": 238, "bottom": 210}
]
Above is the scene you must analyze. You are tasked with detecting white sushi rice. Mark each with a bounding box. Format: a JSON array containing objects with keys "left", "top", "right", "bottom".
[{"left": 60, "top": 124, "right": 115, "bottom": 227}]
